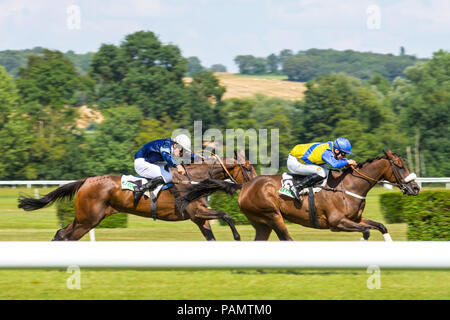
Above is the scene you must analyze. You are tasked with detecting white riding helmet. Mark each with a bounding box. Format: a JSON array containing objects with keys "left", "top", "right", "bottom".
[{"left": 174, "top": 134, "right": 192, "bottom": 153}]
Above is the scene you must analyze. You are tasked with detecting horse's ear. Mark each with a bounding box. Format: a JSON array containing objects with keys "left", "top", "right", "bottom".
[
  {"left": 383, "top": 149, "right": 393, "bottom": 158},
  {"left": 236, "top": 149, "right": 246, "bottom": 163}
]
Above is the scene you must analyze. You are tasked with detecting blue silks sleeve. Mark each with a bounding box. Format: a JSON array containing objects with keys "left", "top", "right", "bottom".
[
  {"left": 321, "top": 149, "right": 349, "bottom": 169},
  {"left": 161, "top": 151, "right": 178, "bottom": 167},
  {"left": 160, "top": 141, "right": 178, "bottom": 168}
]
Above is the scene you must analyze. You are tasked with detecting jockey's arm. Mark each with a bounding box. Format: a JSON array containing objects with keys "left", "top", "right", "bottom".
[
  {"left": 161, "top": 150, "right": 186, "bottom": 175},
  {"left": 160, "top": 145, "right": 178, "bottom": 168},
  {"left": 322, "top": 149, "right": 349, "bottom": 169}
]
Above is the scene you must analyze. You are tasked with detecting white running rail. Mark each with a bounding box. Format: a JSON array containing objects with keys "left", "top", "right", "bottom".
[{"left": 0, "top": 241, "right": 448, "bottom": 269}]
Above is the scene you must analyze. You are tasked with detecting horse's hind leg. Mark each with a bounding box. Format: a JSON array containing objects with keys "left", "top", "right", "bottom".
[
  {"left": 250, "top": 220, "right": 272, "bottom": 241},
  {"left": 52, "top": 220, "right": 76, "bottom": 241},
  {"left": 65, "top": 196, "right": 112, "bottom": 241},
  {"left": 268, "top": 213, "right": 293, "bottom": 241},
  {"left": 52, "top": 217, "right": 99, "bottom": 241}
]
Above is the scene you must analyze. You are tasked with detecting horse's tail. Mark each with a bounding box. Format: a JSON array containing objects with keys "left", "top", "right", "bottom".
[
  {"left": 175, "top": 179, "right": 242, "bottom": 213},
  {"left": 18, "top": 179, "right": 86, "bottom": 211}
]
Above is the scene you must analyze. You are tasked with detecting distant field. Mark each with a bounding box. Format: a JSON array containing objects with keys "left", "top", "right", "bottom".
[
  {"left": 1, "top": 186, "right": 449, "bottom": 300},
  {"left": 78, "top": 73, "right": 305, "bottom": 128},
  {"left": 186, "top": 72, "right": 306, "bottom": 101}
]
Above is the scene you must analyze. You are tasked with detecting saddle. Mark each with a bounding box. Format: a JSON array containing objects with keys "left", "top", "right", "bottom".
[
  {"left": 121, "top": 175, "right": 174, "bottom": 220},
  {"left": 279, "top": 172, "right": 326, "bottom": 199},
  {"left": 279, "top": 173, "right": 326, "bottom": 229}
]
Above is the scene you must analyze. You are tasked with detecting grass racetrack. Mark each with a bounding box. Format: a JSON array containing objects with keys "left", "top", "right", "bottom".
[{"left": 0, "top": 186, "right": 449, "bottom": 300}]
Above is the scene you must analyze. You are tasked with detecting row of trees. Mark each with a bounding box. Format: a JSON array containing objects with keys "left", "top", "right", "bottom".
[
  {"left": 0, "top": 47, "right": 226, "bottom": 80},
  {"left": 0, "top": 47, "right": 94, "bottom": 77},
  {"left": 186, "top": 57, "right": 227, "bottom": 77},
  {"left": 234, "top": 48, "right": 424, "bottom": 81},
  {"left": 1, "top": 46, "right": 421, "bottom": 82},
  {"left": 0, "top": 30, "right": 448, "bottom": 180}
]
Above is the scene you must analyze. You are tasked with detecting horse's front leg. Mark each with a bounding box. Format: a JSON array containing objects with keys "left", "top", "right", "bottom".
[
  {"left": 361, "top": 230, "right": 370, "bottom": 241},
  {"left": 330, "top": 217, "right": 376, "bottom": 238},
  {"left": 360, "top": 218, "right": 392, "bottom": 241},
  {"left": 330, "top": 217, "right": 392, "bottom": 241},
  {"left": 184, "top": 199, "right": 217, "bottom": 241},
  {"left": 192, "top": 205, "right": 241, "bottom": 241}
]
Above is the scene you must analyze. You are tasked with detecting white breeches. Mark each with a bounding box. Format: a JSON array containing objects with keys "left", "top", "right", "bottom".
[
  {"left": 286, "top": 154, "right": 328, "bottom": 178},
  {"left": 134, "top": 158, "right": 172, "bottom": 183}
]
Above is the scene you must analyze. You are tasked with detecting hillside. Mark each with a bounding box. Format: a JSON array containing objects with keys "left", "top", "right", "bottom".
[
  {"left": 187, "top": 73, "right": 306, "bottom": 101},
  {"left": 78, "top": 73, "right": 305, "bottom": 128}
]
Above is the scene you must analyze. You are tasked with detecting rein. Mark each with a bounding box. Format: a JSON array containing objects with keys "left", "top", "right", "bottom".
[
  {"left": 350, "top": 165, "right": 380, "bottom": 184},
  {"left": 201, "top": 149, "right": 239, "bottom": 184},
  {"left": 320, "top": 162, "right": 391, "bottom": 200},
  {"left": 350, "top": 160, "right": 416, "bottom": 189},
  {"left": 173, "top": 150, "right": 243, "bottom": 185}
]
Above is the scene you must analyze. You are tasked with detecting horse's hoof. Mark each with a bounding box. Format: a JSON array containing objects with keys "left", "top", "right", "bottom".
[{"left": 383, "top": 233, "right": 393, "bottom": 241}]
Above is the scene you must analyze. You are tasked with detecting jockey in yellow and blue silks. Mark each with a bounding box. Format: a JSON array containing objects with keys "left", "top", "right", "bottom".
[{"left": 287, "top": 137, "right": 357, "bottom": 199}]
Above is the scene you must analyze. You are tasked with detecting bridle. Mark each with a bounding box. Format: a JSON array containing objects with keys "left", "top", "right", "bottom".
[
  {"left": 180, "top": 150, "right": 253, "bottom": 184},
  {"left": 208, "top": 152, "right": 253, "bottom": 183},
  {"left": 350, "top": 157, "right": 417, "bottom": 193}
]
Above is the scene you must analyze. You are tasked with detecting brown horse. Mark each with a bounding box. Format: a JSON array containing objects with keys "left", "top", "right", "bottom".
[
  {"left": 18, "top": 155, "right": 257, "bottom": 241},
  {"left": 177, "top": 150, "right": 420, "bottom": 241}
]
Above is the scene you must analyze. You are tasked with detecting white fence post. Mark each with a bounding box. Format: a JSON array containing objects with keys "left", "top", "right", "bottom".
[{"left": 89, "top": 229, "right": 96, "bottom": 242}]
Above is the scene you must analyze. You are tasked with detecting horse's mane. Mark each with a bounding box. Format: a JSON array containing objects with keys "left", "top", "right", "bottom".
[
  {"left": 355, "top": 156, "right": 387, "bottom": 168},
  {"left": 341, "top": 152, "right": 401, "bottom": 174}
]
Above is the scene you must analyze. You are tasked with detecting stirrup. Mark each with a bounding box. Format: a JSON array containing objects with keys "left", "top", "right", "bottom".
[
  {"left": 133, "top": 177, "right": 165, "bottom": 207},
  {"left": 133, "top": 187, "right": 145, "bottom": 207},
  {"left": 292, "top": 187, "right": 303, "bottom": 202},
  {"left": 133, "top": 181, "right": 149, "bottom": 207}
]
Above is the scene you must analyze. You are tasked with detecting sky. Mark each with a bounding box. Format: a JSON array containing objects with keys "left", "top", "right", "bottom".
[{"left": 0, "top": 0, "right": 448, "bottom": 72}]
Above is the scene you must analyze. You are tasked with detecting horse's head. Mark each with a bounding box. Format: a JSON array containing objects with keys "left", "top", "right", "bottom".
[
  {"left": 227, "top": 150, "right": 258, "bottom": 184},
  {"left": 382, "top": 150, "right": 420, "bottom": 195}
]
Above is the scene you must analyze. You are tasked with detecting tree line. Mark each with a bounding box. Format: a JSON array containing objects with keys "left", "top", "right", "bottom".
[
  {"left": 0, "top": 47, "right": 226, "bottom": 79},
  {"left": 234, "top": 48, "right": 426, "bottom": 81},
  {"left": 0, "top": 31, "right": 448, "bottom": 180}
]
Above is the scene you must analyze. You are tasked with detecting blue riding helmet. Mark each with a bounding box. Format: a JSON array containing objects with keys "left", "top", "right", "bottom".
[{"left": 333, "top": 137, "right": 354, "bottom": 155}]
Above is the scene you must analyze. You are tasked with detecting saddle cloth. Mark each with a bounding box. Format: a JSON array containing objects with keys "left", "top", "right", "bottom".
[
  {"left": 279, "top": 172, "right": 327, "bottom": 198},
  {"left": 121, "top": 175, "right": 173, "bottom": 199}
]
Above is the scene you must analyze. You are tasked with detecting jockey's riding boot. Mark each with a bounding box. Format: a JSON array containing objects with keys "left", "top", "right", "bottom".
[
  {"left": 293, "top": 174, "right": 324, "bottom": 200},
  {"left": 133, "top": 176, "right": 165, "bottom": 207}
]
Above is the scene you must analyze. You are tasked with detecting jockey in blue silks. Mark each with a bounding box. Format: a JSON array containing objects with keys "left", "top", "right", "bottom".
[{"left": 133, "top": 134, "right": 195, "bottom": 206}]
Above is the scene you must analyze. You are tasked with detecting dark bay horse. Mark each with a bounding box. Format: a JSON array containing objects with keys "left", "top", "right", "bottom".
[
  {"left": 18, "top": 155, "right": 257, "bottom": 241},
  {"left": 177, "top": 150, "right": 420, "bottom": 241}
]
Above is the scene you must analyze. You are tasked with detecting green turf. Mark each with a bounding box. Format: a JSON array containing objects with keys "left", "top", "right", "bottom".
[
  {"left": 0, "top": 186, "right": 448, "bottom": 300},
  {"left": 0, "top": 269, "right": 448, "bottom": 300}
]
